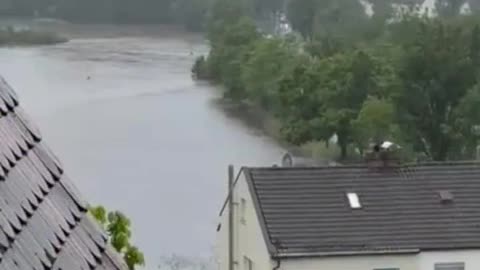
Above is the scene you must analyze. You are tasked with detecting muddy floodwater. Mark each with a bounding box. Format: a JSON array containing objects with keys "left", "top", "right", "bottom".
[{"left": 0, "top": 24, "right": 284, "bottom": 269}]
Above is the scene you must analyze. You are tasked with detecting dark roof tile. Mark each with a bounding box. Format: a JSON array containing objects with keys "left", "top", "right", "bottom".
[
  {"left": 0, "top": 77, "right": 127, "bottom": 268},
  {"left": 0, "top": 98, "right": 7, "bottom": 116},
  {"left": 13, "top": 107, "right": 41, "bottom": 142},
  {"left": 0, "top": 78, "right": 18, "bottom": 108},
  {"left": 245, "top": 163, "right": 480, "bottom": 257}
]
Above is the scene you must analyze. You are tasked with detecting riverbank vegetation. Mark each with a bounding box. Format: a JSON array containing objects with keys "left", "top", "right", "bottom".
[
  {"left": 0, "top": 0, "right": 211, "bottom": 31},
  {"left": 0, "top": 0, "right": 285, "bottom": 32},
  {"left": 0, "top": 26, "right": 67, "bottom": 45},
  {"left": 193, "top": 0, "right": 480, "bottom": 162}
]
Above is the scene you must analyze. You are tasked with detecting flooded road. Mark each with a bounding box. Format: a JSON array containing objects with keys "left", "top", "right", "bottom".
[{"left": 0, "top": 29, "right": 284, "bottom": 268}]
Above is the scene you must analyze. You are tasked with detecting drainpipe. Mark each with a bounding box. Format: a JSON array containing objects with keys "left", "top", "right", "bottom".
[
  {"left": 272, "top": 258, "right": 281, "bottom": 270},
  {"left": 272, "top": 239, "right": 282, "bottom": 270},
  {"left": 228, "top": 165, "right": 235, "bottom": 270}
]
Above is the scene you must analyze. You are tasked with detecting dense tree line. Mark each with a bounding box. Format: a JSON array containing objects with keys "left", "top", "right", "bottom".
[
  {"left": 194, "top": 0, "right": 480, "bottom": 161},
  {"left": 0, "top": 0, "right": 285, "bottom": 31},
  {"left": 0, "top": 0, "right": 212, "bottom": 31}
]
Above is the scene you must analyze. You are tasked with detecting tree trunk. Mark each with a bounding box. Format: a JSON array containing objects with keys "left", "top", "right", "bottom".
[
  {"left": 340, "top": 144, "right": 348, "bottom": 160},
  {"left": 430, "top": 136, "right": 450, "bottom": 161},
  {"left": 338, "top": 136, "right": 348, "bottom": 160}
]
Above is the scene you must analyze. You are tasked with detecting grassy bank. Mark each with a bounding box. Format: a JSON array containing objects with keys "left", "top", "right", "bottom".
[
  {"left": 216, "top": 97, "right": 345, "bottom": 163},
  {"left": 0, "top": 27, "right": 68, "bottom": 46}
]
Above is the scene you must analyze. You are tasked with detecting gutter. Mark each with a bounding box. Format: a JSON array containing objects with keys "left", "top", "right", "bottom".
[{"left": 272, "top": 249, "right": 421, "bottom": 259}]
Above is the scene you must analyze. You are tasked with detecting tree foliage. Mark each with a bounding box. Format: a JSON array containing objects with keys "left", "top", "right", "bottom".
[
  {"left": 194, "top": 0, "right": 480, "bottom": 161},
  {"left": 0, "top": 0, "right": 212, "bottom": 31},
  {"left": 394, "top": 18, "right": 479, "bottom": 160},
  {"left": 0, "top": 0, "right": 284, "bottom": 32},
  {"left": 90, "top": 206, "right": 145, "bottom": 270},
  {"left": 353, "top": 96, "right": 398, "bottom": 149}
]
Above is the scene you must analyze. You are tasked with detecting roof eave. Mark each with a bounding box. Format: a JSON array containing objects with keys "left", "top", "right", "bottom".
[
  {"left": 272, "top": 249, "right": 421, "bottom": 259},
  {"left": 244, "top": 168, "right": 278, "bottom": 255},
  {"left": 272, "top": 246, "right": 480, "bottom": 259}
]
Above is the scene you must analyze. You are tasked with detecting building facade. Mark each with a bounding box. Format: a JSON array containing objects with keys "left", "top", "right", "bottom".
[{"left": 216, "top": 164, "right": 480, "bottom": 270}]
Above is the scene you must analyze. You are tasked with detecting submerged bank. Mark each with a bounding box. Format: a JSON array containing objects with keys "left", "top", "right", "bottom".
[
  {"left": 215, "top": 98, "right": 341, "bottom": 164},
  {"left": 0, "top": 27, "right": 68, "bottom": 46}
]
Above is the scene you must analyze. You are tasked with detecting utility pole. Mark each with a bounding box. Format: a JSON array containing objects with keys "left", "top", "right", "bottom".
[{"left": 228, "top": 165, "right": 235, "bottom": 270}]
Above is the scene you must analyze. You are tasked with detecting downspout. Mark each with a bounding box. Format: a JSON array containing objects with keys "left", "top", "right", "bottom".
[
  {"left": 272, "top": 239, "right": 282, "bottom": 270},
  {"left": 272, "top": 258, "right": 281, "bottom": 270},
  {"left": 228, "top": 165, "right": 235, "bottom": 270}
]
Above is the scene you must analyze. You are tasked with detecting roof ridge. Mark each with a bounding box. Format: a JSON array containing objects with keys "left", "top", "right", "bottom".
[{"left": 246, "top": 160, "right": 480, "bottom": 171}]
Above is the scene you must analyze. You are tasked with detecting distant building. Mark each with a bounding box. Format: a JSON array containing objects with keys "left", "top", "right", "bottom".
[
  {"left": 216, "top": 157, "right": 480, "bottom": 270},
  {"left": 0, "top": 77, "right": 127, "bottom": 269},
  {"left": 274, "top": 13, "right": 292, "bottom": 36}
]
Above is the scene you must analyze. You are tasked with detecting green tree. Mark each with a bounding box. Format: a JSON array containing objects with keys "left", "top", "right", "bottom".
[
  {"left": 315, "top": 50, "right": 397, "bottom": 159},
  {"left": 276, "top": 60, "right": 326, "bottom": 144},
  {"left": 241, "top": 37, "right": 303, "bottom": 110},
  {"left": 453, "top": 85, "right": 480, "bottom": 158},
  {"left": 90, "top": 206, "right": 145, "bottom": 270},
  {"left": 316, "top": 51, "right": 372, "bottom": 159},
  {"left": 394, "top": 19, "right": 479, "bottom": 160},
  {"left": 352, "top": 96, "right": 398, "bottom": 149},
  {"left": 208, "top": 16, "right": 260, "bottom": 98}
]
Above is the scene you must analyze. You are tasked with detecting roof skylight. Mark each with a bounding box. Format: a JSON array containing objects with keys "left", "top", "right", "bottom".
[{"left": 347, "top": 192, "right": 362, "bottom": 209}]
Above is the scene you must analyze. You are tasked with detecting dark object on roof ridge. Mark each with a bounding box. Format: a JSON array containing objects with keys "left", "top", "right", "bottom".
[
  {"left": 244, "top": 161, "right": 480, "bottom": 258},
  {"left": 0, "top": 77, "right": 128, "bottom": 269},
  {"left": 281, "top": 149, "right": 339, "bottom": 168}
]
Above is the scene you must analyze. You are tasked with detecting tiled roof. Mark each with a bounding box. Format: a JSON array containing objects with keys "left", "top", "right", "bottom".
[
  {"left": 245, "top": 162, "right": 480, "bottom": 258},
  {"left": 0, "top": 77, "right": 127, "bottom": 269}
]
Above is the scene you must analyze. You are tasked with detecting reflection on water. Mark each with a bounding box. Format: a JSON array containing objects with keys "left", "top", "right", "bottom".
[{"left": 0, "top": 26, "right": 284, "bottom": 269}]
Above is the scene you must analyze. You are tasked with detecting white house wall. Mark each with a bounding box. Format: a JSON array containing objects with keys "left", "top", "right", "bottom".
[
  {"left": 419, "top": 250, "right": 480, "bottom": 270},
  {"left": 236, "top": 172, "right": 272, "bottom": 270},
  {"left": 279, "top": 254, "right": 416, "bottom": 270},
  {"left": 280, "top": 250, "right": 480, "bottom": 270},
  {"left": 214, "top": 210, "right": 228, "bottom": 270},
  {"left": 215, "top": 173, "right": 273, "bottom": 270}
]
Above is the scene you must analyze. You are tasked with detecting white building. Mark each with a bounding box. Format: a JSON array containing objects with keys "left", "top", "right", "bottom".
[{"left": 215, "top": 161, "right": 480, "bottom": 270}]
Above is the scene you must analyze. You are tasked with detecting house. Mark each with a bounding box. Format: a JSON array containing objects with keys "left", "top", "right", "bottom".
[
  {"left": 0, "top": 77, "right": 127, "bottom": 269},
  {"left": 215, "top": 158, "right": 480, "bottom": 270}
]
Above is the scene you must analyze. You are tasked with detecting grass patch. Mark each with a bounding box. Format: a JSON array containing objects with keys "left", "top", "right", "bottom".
[{"left": 217, "top": 98, "right": 342, "bottom": 163}]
